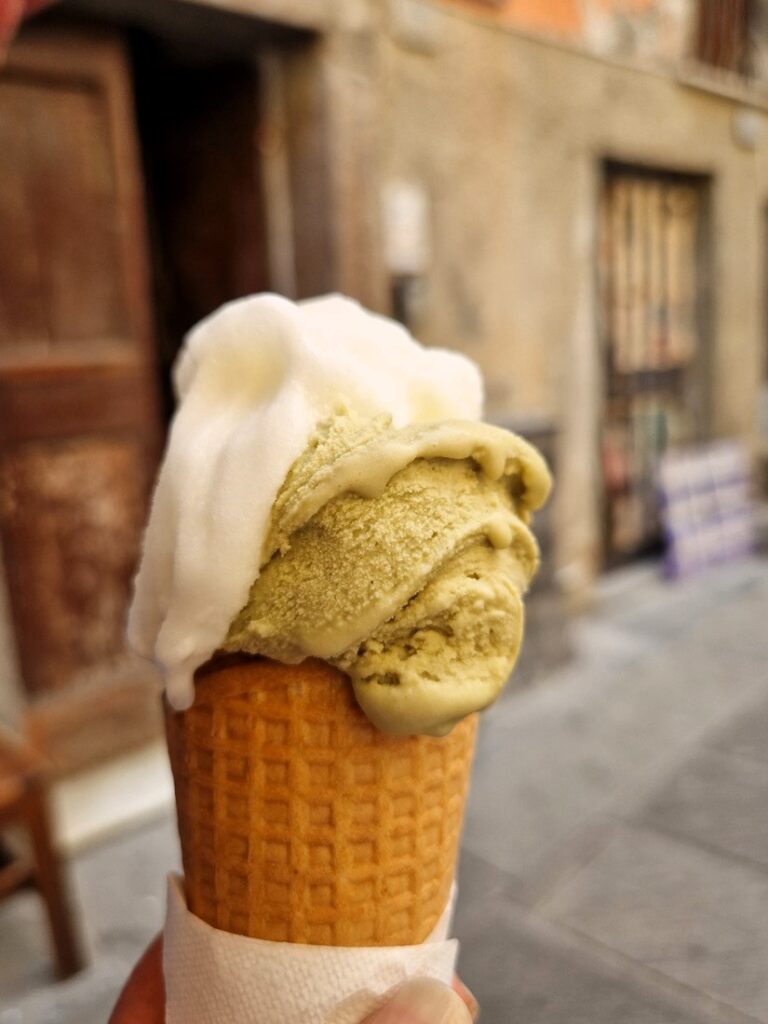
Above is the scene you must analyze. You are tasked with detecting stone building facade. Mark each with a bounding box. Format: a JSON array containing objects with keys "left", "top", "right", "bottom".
[{"left": 372, "top": 0, "right": 768, "bottom": 597}]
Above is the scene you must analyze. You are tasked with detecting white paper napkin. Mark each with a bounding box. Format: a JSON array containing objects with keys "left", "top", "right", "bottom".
[{"left": 164, "top": 875, "right": 459, "bottom": 1024}]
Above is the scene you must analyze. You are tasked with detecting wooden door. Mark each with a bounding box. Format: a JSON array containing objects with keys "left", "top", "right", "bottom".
[{"left": 0, "top": 28, "right": 162, "bottom": 774}]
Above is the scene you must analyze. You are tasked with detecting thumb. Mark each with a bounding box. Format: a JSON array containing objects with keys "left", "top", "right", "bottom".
[{"left": 363, "top": 978, "right": 473, "bottom": 1023}]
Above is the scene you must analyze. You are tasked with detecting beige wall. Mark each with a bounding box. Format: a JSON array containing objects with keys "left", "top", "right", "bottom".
[{"left": 375, "top": 2, "right": 767, "bottom": 599}]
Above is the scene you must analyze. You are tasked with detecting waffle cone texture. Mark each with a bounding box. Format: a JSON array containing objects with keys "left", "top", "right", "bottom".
[{"left": 165, "top": 656, "right": 478, "bottom": 947}]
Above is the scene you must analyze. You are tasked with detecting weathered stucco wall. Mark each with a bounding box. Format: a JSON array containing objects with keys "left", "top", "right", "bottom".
[{"left": 377, "top": 1, "right": 767, "bottom": 598}]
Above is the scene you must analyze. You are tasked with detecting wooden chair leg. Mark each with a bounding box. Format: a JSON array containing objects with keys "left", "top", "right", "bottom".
[{"left": 24, "top": 780, "right": 85, "bottom": 979}]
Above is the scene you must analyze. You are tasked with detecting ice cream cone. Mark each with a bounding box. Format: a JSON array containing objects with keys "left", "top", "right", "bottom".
[{"left": 164, "top": 655, "right": 477, "bottom": 947}]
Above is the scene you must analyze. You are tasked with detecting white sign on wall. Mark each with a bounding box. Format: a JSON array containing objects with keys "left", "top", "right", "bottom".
[{"left": 381, "top": 179, "right": 431, "bottom": 276}]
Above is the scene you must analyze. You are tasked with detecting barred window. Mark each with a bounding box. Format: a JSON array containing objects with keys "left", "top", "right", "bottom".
[{"left": 598, "top": 166, "right": 710, "bottom": 565}]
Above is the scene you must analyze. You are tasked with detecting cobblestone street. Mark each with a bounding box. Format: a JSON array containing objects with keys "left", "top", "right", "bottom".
[{"left": 1, "top": 557, "right": 766, "bottom": 1024}]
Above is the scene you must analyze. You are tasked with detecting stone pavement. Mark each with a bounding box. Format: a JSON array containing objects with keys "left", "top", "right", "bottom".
[
  {"left": 456, "top": 556, "right": 768, "bottom": 1024},
  {"left": 0, "top": 814, "right": 179, "bottom": 1024},
  {"left": 0, "top": 557, "right": 766, "bottom": 1024}
]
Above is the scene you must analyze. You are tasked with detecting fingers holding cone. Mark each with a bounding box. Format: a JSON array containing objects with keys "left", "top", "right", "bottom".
[
  {"left": 107, "top": 938, "right": 480, "bottom": 1024},
  {"left": 363, "top": 977, "right": 477, "bottom": 1023},
  {"left": 452, "top": 976, "right": 480, "bottom": 1019}
]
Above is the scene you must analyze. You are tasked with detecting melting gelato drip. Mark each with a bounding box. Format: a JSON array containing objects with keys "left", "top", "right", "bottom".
[{"left": 224, "top": 410, "right": 550, "bottom": 736}]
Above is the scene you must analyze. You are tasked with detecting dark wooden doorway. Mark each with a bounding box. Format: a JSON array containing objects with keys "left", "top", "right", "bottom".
[
  {"left": 130, "top": 30, "right": 270, "bottom": 415},
  {"left": 0, "top": 17, "right": 271, "bottom": 774},
  {"left": 0, "top": 28, "right": 163, "bottom": 774}
]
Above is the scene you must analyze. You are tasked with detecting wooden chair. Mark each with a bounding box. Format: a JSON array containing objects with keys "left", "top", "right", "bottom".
[{"left": 0, "top": 724, "right": 84, "bottom": 979}]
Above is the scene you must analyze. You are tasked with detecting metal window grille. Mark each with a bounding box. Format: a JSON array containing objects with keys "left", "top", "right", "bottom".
[
  {"left": 696, "top": 0, "right": 750, "bottom": 73},
  {"left": 598, "top": 167, "right": 709, "bottom": 565}
]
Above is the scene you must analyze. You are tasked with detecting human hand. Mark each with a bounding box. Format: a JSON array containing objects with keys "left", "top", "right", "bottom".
[
  {"left": 363, "top": 977, "right": 477, "bottom": 1022},
  {"left": 108, "top": 936, "right": 164, "bottom": 1024},
  {"left": 109, "top": 936, "right": 478, "bottom": 1023}
]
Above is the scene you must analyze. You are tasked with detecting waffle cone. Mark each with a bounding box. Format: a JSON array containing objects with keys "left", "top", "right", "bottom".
[{"left": 164, "top": 655, "right": 477, "bottom": 946}]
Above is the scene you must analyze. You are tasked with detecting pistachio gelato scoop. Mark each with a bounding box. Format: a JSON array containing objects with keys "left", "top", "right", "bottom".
[
  {"left": 128, "top": 293, "right": 552, "bottom": 726},
  {"left": 224, "top": 409, "right": 551, "bottom": 736}
]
